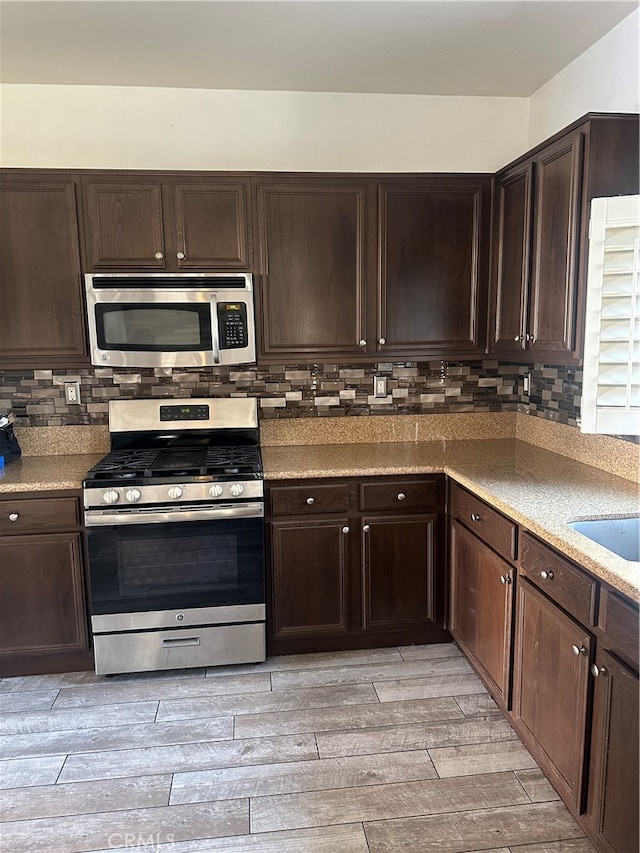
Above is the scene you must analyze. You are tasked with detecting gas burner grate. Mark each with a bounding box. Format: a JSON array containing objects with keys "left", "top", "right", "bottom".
[{"left": 204, "top": 446, "right": 262, "bottom": 474}]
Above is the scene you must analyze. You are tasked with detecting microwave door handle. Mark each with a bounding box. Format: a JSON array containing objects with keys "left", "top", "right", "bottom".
[{"left": 211, "top": 297, "right": 221, "bottom": 365}]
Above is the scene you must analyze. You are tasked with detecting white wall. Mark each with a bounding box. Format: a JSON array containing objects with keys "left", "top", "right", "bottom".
[
  {"left": 0, "top": 84, "right": 529, "bottom": 173},
  {"left": 528, "top": 9, "right": 639, "bottom": 147}
]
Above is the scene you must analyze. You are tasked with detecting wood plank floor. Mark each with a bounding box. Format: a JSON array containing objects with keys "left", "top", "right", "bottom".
[{"left": 0, "top": 643, "right": 595, "bottom": 853}]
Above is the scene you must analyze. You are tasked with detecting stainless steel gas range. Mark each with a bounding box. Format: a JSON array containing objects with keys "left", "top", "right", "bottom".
[{"left": 83, "top": 397, "right": 265, "bottom": 676}]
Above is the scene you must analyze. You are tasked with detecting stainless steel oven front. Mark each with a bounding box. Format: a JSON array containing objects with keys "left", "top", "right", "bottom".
[{"left": 85, "top": 501, "right": 265, "bottom": 675}]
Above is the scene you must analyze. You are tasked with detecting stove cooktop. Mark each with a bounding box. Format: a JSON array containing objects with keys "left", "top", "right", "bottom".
[{"left": 84, "top": 445, "right": 263, "bottom": 486}]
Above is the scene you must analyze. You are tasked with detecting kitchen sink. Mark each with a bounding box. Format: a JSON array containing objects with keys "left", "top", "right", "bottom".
[{"left": 567, "top": 516, "right": 640, "bottom": 563}]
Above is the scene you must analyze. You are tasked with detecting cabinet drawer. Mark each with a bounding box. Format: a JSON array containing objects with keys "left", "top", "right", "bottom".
[
  {"left": 449, "top": 483, "right": 517, "bottom": 562},
  {"left": 270, "top": 484, "right": 350, "bottom": 516},
  {"left": 520, "top": 532, "right": 597, "bottom": 626},
  {"left": 598, "top": 588, "right": 639, "bottom": 671},
  {"left": 360, "top": 478, "right": 440, "bottom": 511},
  {"left": 0, "top": 497, "right": 81, "bottom": 535}
]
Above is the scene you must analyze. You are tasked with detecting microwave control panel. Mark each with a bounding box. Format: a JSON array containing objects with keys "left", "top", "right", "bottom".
[{"left": 218, "top": 303, "right": 248, "bottom": 349}]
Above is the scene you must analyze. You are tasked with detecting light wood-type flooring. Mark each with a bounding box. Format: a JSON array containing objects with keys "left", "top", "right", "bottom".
[{"left": 0, "top": 643, "right": 595, "bottom": 853}]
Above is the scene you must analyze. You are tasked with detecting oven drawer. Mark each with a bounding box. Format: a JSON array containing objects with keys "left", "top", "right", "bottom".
[
  {"left": 93, "top": 621, "right": 266, "bottom": 675},
  {"left": 1, "top": 496, "right": 81, "bottom": 535}
]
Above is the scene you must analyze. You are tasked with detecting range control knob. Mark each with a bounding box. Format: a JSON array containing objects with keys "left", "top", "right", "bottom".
[
  {"left": 125, "top": 488, "right": 142, "bottom": 503},
  {"left": 229, "top": 483, "right": 244, "bottom": 497},
  {"left": 168, "top": 485, "right": 184, "bottom": 500},
  {"left": 209, "top": 484, "right": 224, "bottom": 498},
  {"left": 103, "top": 489, "right": 120, "bottom": 505}
]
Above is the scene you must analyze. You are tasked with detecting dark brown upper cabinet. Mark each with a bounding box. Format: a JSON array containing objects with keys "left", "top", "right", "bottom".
[
  {"left": 378, "top": 178, "right": 491, "bottom": 360},
  {"left": 0, "top": 174, "right": 88, "bottom": 368},
  {"left": 255, "top": 179, "right": 368, "bottom": 360},
  {"left": 491, "top": 114, "right": 639, "bottom": 364},
  {"left": 82, "top": 175, "right": 252, "bottom": 271},
  {"left": 255, "top": 175, "right": 491, "bottom": 362}
]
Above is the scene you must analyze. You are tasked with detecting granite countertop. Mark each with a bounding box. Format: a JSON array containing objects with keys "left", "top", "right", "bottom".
[
  {"left": 263, "top": 439, "right": 640, "bottom": 603},
  {"left": 2, "top": 440, "right": 638, "bottom": 603},
  {"left": 0, "top": 454, "right": 104, "bottom": 493}
]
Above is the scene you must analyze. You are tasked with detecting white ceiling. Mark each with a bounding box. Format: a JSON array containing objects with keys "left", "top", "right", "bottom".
[{"left": 0, "top": 1, "right": 637, "bottom": 97}]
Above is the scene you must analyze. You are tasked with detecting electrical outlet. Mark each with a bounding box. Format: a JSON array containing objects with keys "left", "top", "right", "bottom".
[
  {"left": 64, "top": 381, "right": 81, "bottom": 405},
  {"left": 523, "top": 372, "right": 531, "bottom": 396},
  {"left": 373, "top": 376, "right": 387, "bottom": 398}
]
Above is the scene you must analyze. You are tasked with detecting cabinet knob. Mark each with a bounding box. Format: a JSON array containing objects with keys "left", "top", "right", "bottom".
[
  {"left": 540, "top": 570, "right": 554, "bottom": 580},
  {"left": 397, "top": 492, "right": 406, "bottom": 501},
  {"left": 176, "top": 251, "right": 186, "bottom": 260},
  {"left": 154, "top": 251, "right": 164, "bottom": 260},
  {"left": 359, "top": 339, "right": 367, "bottom": 347},
  {"left": 499, "top": 574, "right": 512, "bottom": 585},
  {"left": 378, "top": 337, "right": 386, "bottom": 346},
  {"left": 572, "top": 644, "right": 588, "bottom": 657},
  {"left": 470, "top": 513, "right": 481, "bottom": 522},
  {"left": 591, "top": 664, "right": 607, "bottom": 677},
  {"left": 342, "top": 526, "right": 350, "bottom": 534},
  {"left": 363, "top": 524, "right": 371, "bottom": 532},
  {"left": 306, "top": 497, "right": 315, "bottom": 505},
  {"left": 8, "top": 513, "right": 19, "bottom": 522},
  {"left": 514, "top": 335, "right": 521, "bottom": 342}
]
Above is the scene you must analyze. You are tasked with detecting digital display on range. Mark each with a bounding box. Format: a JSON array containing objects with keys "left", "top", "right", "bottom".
[{"left": 159, "top": 404, "right": 210, "bottom": 421}]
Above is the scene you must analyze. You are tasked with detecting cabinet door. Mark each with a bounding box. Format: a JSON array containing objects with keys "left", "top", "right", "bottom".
[
  {"left": 256, "top": 182, "right": 368, "bottom": 359},
  {"left": 0, "top": 533, "right": 89, "bottom": 659},
  {"left": 171, "top": 181, "right": 251, "bottom": 269},
  {"left": 361, "top": 514, "right": 436, "bottom": 632},
  {"left": 588, "top": 650, "right": 639, "bottom": 853},
  {"left": 449, "top": 520, "right": 513, "bottom": 706},
  {"left": 492, "top": 163, "right": 532, "bottom": 355},
  {"left": 378, "top": 180, "right": 490, "bottom": 359},
  {"left": 513, "top": 578, "right": 591, "bottom": 812},
  {"left": 270, "top": 519, "right": 350, "bottom": 641},
  {"left": 83, "top": 179, "right": 166, "bottom": 268},
  {"left": 0, "top": 179, "right": 87, "bottom": 366},
  {"left": 528, "top": 131, "right": 584, "bottom": 358}
]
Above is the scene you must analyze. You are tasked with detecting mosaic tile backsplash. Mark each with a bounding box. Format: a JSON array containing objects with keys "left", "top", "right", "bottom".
[{"left": 0, "top": 361, "right": 582, "bottom": 428}]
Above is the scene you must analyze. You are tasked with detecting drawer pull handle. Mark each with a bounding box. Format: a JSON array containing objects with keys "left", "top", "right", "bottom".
[
  {"left": 306, "top": 497, "right": 315, "bottom": 505},
  {"left": 591, "top": 664, "right": 607, "bottom": 677},
  {"left": 572, "top": 644, "right": 588, "bottom": 657},
  {"left": 8, "top": 513, "right": 19, "bottom": 522},
  {"left": 363, "top": 524, "right": 371, "bottom": 533},
  {"left": 397, "top": 493, "right": 406, "bottom": 501},
  {"left": 470, "top": 513, "right": 481, "bottom": 522},
  {"left": 499, "top": 574, "right": 512, "bottom": 585},
  {"left": 342, "top": 526, "right": 350, "bottom": 534},
  {"left": 162, "top": 636, "right": 201, "bottom": 648},
  {"left": 540, "top": 570, "right": 554, "bottom": 580}
]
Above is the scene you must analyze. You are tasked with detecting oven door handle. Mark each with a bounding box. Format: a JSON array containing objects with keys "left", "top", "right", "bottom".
[{"left": 84, "top": 502, "right": 264, "bottom": 527}]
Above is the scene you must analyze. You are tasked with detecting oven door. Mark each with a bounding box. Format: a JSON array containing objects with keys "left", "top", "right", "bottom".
[{"left": 85, "top": 503, "right": 264, "bottom": 618}]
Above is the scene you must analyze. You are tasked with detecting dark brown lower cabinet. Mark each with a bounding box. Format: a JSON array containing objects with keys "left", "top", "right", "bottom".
[
  {"left": 0, "top": 493, "right": 92, "bottom": 677},
  {"left": 587, "top": 649, "right": 639, "bottom": 853},
  {"left": 270, "top": 518, "right": 350, "bottom": 642},
  {"left": 512, "top": 578, "right": 592, "bottom": 813},
  {"left": 361, "top": 514, "right": 437, "bottom": 632},
  {"left": 267, "top": 475, "right": 447, "bottom": 655},
  {"left": 449, "top": 519, "right": 514, "bottom": 708}
]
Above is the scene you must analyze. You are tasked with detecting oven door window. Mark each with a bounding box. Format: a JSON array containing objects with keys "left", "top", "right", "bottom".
[
  {"left": 87, "top": 516, "right": 264, "bottom": 615},
  {"left": 95, "top": 303, "right": 213, "bottom": 352}
]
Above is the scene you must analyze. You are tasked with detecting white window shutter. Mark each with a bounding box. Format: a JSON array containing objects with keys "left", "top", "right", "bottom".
[{"left": 581, "top": 195, "right": 640, "bottom": 436}]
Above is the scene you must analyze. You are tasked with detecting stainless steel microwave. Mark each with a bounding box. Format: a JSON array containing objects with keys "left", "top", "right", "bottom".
[{"left": 85, "top": 273, "right": 256, "bottom": 368}]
